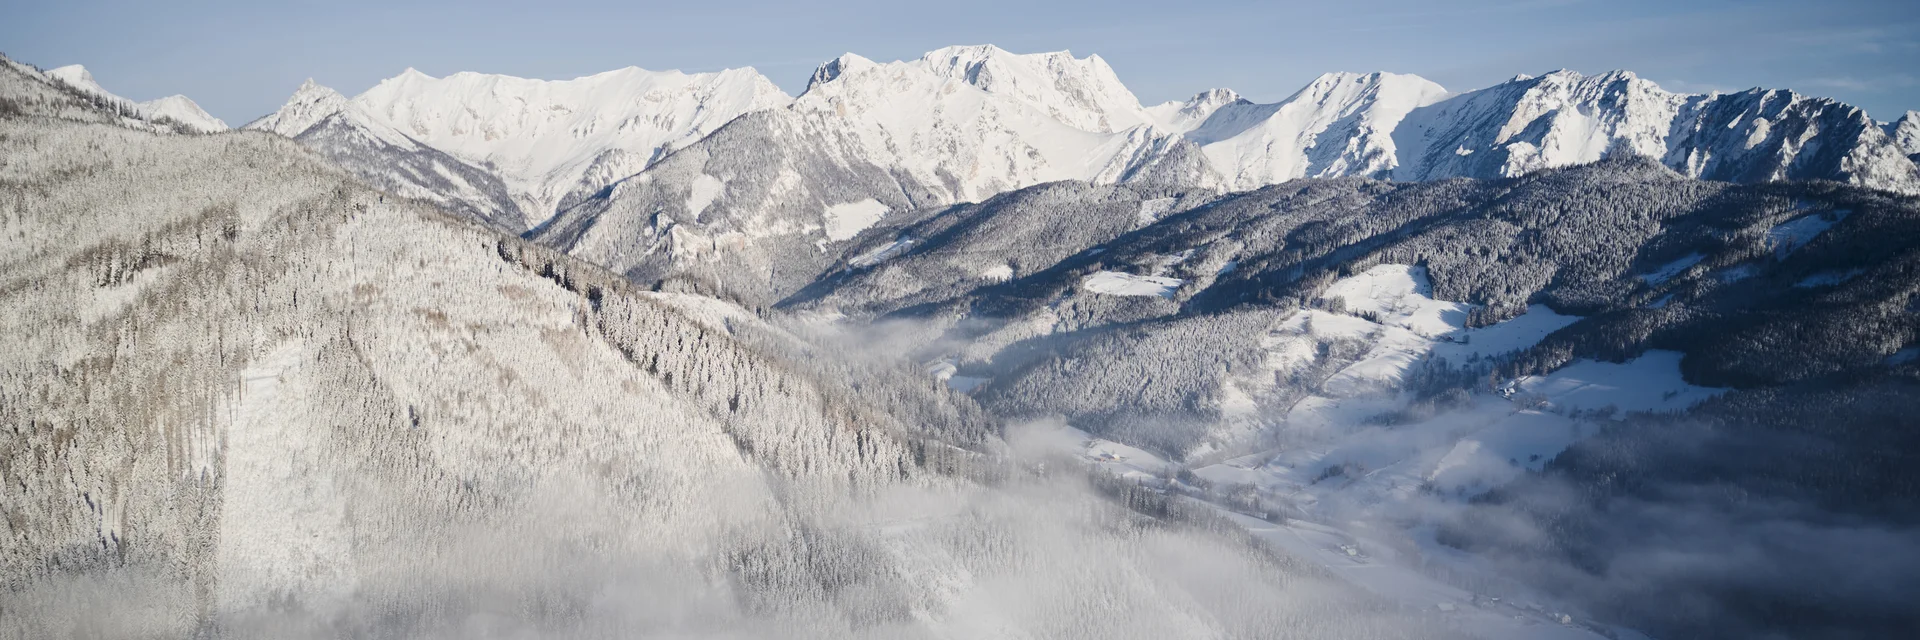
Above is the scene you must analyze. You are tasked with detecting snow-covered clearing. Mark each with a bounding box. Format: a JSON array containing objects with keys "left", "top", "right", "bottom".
[
  {"left": 686, "top": 174, "right": 724, "bottom": 217},
  {"left": 1767, "top": 209, "right": 1850, "bottom": 258},
  {"left": 823, "top": 198, "right": 890, "bottom": 241},
  {"left": 1509, "top": 350, "right": 1724, "bottom": 413},
  {"left": 849, "top": 236, "right": 914, "bottom": 267},
  {"left": 1136, "top": 197, "right": 1177, "bottom": 226},
  {"left": 1795, "top": 268, "right": 1865, "bottom": 288},
  {"left": 1640, "top": 252, "right": 1703, "bottom": 284},
  {"left": 218, "top": 340, "right": 358, "bottom": 613},
  {"left": 1322, "top": 264, "right": 1467, "bottom": 336},
  {"left": 1083, "top": 270, "right": 1182, "bottom": 298}
]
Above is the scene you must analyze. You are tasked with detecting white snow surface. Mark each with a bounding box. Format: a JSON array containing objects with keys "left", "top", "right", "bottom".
[
  {"left": 792, "top": 51, "right": 1211, "bottom": 205},
  {"left": 1083, "top": 271, "right": 1182, "bottom": 298},
  {"left": 1321, "top": 264, "right": 1466, "bottom": 336},
  {"left": 1767, "top": 209, "right": 1851, "bottom": 258},
  {"left": 136, "top": 95, "right": 228, "bottom": 133},
  {"left": 1022, "top": 420, "right": 1613, "bottom": 640},
  {"left": 849, "top": 237, "right": 915, "bottom": 268},
  {"left": 916, "top": 44, "right": 1156, "bottom": 133},
  {"left": 686, "top": 174, "right": 725, "bottom": 218},
  {"left": 1144, "top": 88, "right": 1244, "bottom": 134},
  {"left": 822, "top": 198, "right": 890, "bottom": 241},
  {"left": 1640, "top": 252, "right": 1704, "bottom": 284},
  {"left": 348, "top": 65, "right": 792, "bottom": 224},
  {"left": 1894, "top": 112, "right": 1920, "bottom": 157},
  {"left": 1510, "top": 350, "right": 1725, "bottom": 414},
  {"left": 1192, "top": 72, "right": 1449, "bottom": 189}
]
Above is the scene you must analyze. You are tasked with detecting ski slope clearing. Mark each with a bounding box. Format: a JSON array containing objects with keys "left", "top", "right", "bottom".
[
  {"left": 1767, "top": 209, "right": 1851, "bottom": 258},
  {"left": 1640, "top": 252, "right": 1704, "bottom": 284},
  {"left": 848, "top": 237, "right": 915, "bottom": 268},
  {"left": 1795, "top": 269, "right": 1866, "bottom": 288},
  {"left": 1084, "top": 271, "right": 1183, "bottom": 298}
]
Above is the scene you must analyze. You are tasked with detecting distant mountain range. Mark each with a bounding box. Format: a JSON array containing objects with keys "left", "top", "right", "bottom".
[{"left": 46, "top": 44, "right": 1915, "bottom": 261}]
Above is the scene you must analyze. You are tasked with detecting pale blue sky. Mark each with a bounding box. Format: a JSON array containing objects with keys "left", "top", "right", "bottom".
[{"left": 5, "top": 0, "right": 1915, "bottom": 124}]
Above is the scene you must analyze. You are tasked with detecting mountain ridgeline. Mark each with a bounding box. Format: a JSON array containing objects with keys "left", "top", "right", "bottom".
[
  {"left": 229, "top": 45, "right": 1920, "bottom": 308},
  {"left": 3, "top": 46, "right": 1919, "bottom": 640}
]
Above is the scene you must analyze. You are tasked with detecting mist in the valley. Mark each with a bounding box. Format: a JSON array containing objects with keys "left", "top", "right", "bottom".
[
  {"left": 1432, "top": 412, "right": 1920, "bottom": 639},
  {"left": 6, "top": 428, "right": 1448, "bottom": 640}
]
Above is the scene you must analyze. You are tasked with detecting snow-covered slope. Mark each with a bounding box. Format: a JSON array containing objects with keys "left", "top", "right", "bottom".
[
  {"left": 915, "top": 44, "right": 1156, "bottom": 133},
  {"left": 1144, "top": 88, "right": 1243, "bottom": 134},
  {"left": 791, "top": 51, "right": 1211, "bottom": 200},
  {"left": 349, "top": 65, "right": 792, "bottom": 226},
  {"left": 1888, "top": 111, "right": 1920, "bottom": 160},
  {"left": 42, "top": 64, "right": 227, "bottom": 133},
  {"left": 531, "top": 49, "right": 1215, "bottom": 303},
  {"left": 244, "top": 80, "right": 528, "bottom": 230},
  {"left": 135, "top": 94, "right": 228, "bottom": 133},
  {"left": 1390, "top": 70, "right": 1920, "bottom": 193},
  {"left": 1189, "top": 72, "right": 1449, "bottom": 189}
]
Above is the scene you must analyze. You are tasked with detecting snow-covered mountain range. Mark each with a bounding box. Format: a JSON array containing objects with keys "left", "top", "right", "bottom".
[
  {"left": 202, "top": 46, "right": 1914, "bottom": 240},
  {"left": 41, "top": 45, "right": 1920, "bottom": 284}
]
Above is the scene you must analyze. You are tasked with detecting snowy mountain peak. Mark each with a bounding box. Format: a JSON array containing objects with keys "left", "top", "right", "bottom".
[
  {"left": 245, "top": 80, "right": 353, "bottom": 138},
  {"left": 1192, "top": 70, "right": 1447, "bottom": 188},
  {"left": 348, "top": 63, "right": 792, "bottom": 226},
  {"left": 1893, "top": 111, "right": 1920, "bottom": 159},
  {"left": 46, "top": 64, "right": 95, "bottom": 87},
  {"left": 45, "top": 64, "right": 125, "bottom": 108},
  {"left": 806, "top": 53, "right": 876, "bottom": 92},
  {"left": 1146, "top": 88, "right": 1245, "bottom": 134},
  {"left": 1297, "top": 71, "right": 1448, "bottom": 102},
  {"left": 912, "top": 44, "right": 1151, "bottom": 133},
  {"left": 137, "top": 95, "right": 228, "bottom": 133}
]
